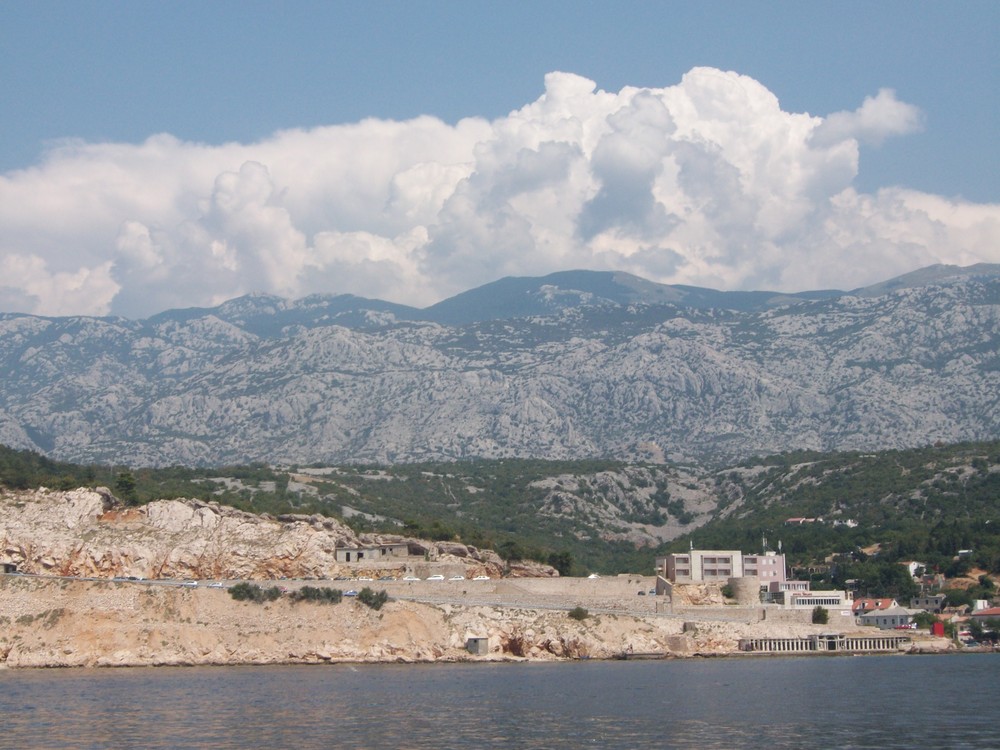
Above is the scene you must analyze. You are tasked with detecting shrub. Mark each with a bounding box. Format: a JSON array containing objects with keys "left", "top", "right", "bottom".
[
  {"left": 356, "top": 587, "right": 389, "bottom": 610},
  {"left": 568, "top": 606, "right": 589, "bottom": 621},
  {"left": 720, "top": 583, "right": 735, "bottom": 599},
  {"left": 228, "top": 582, "right": 283, "bottom": 603},
  {"left": 812, "top": 605, "right": 829, "bottom": 625},
  {"left": 291, "top": 586, "right": 343, "bottom": 604}
]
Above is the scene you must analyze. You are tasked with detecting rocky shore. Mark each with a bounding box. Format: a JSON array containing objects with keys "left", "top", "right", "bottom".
[
  {"left": 0, "top": 574, "right": 952, "bottom": 669},
  {"left": 0, "top": 488, "right": 953, "bottom": 668}
]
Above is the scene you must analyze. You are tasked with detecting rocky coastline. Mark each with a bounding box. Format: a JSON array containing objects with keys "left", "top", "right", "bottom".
[
  {"left": 0, "top": 574, "right": 951, "bottom": 670},
  {"left": 0, "top": 488, "right": 953, "bottom": 669}
]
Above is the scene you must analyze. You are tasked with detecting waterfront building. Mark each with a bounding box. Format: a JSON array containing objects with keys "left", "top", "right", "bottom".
[
  {"left": 655, "top": 549, "right": 787, "bottom": 585},
  {"left": 858, "top": 605, "right": 916, "bottom": 629}
]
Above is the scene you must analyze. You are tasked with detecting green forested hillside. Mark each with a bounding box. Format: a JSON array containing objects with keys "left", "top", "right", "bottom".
[
  {"left": 2, "top": 441, "right": 999, "bottom": 584},
  {"left": 686, "top": 442, "right": 1000, "bottom": 574}
]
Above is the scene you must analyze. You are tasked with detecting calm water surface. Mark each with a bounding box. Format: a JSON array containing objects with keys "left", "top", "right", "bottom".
[{"left": 1, "top": 654, "right": 997, "bottom": 749}]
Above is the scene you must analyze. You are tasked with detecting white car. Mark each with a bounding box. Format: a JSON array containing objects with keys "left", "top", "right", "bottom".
[
  {"left": 207, "top": 581, "right": 226, "bottom": 589},
  {"left": 402, "top": 575, "right": 420, "bottom": 581},
  {"left": 181, "top": 580, "right": 198, "bottom": 588},
  {"left": 587, "top": 573, "right": 600, "bottom": 579},
  {"left": 472, "top": 575, "right": 490, "bottom": 581},
  {"left": 426, "top": 574, "right": 445, "bottom": 581},
  {"left": 449, "top": 575, "right": 465, "bottom": 581}
]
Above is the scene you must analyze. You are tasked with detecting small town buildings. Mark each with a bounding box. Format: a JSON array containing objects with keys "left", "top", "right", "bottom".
[
  {"left": 910, "top": 594, "right": 947, "bottom": 613},
  {"left": 859, "top": 605, "right": 915, "bottom": 629}
]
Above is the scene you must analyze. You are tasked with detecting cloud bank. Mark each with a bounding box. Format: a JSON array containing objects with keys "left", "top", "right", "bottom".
[{"left": 1, "top": 68, "right": 996, "bottom": 318}]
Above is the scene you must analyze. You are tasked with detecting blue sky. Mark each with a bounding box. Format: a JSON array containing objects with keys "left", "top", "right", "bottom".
[{"left": 1, "top": 1, "right": 998, "bottom": 317}]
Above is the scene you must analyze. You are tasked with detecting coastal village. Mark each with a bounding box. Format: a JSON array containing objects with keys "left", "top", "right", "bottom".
[{"left": 1, "top": 486, "right": 996, "bottom": 668}]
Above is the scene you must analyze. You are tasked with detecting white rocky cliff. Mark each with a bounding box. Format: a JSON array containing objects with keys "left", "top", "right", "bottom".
[{"left": 0, "top": 487, "right": 510, "bottom": 580}]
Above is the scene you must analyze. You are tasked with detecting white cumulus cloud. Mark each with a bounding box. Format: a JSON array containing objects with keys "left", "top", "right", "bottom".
[
  {"left": 810, "top": 88, "right": 923, "bottom": 147},
  {"left": 0, "top": 68, "right": 996, "bottom": 318}
]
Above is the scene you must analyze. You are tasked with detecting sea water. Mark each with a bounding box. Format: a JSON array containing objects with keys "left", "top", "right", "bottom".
[{"left": 1, "top": 654, "right": 996, "bottom": 749}]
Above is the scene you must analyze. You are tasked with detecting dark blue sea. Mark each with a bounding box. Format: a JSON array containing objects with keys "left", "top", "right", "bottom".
[{"left": 1, "top": 654, "right": 996, "bottom": 749}]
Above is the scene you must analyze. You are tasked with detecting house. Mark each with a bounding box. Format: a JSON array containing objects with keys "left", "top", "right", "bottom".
[
  {"left": 969, "top": 606, "right": 1000, "bottom": 623},
  {"left": 859, "top": 605, "right": 915, "bottom": 629},
  {"left": 900, "top": 561, "right": 927, "bottom": 578},
  {"left": 466, "top": 637, "right": 490, "bottom": 655},
  {"left": 852, "top": 598, "right": 898, "bottom": 616},
  {"left": 910, "top": 594, "right": 947, "bottom": 613},
  {"left": 334, "top": 543, "right": 410, "bottom": 564}
]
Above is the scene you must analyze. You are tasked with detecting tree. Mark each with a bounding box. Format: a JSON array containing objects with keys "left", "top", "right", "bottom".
[
  {"left": 356, "top": 587, "right": 388, "bottom": 610},
  {"left": 547, "top": 551, "right": 574, "bottom": 577},
  {"left": 812, "top": 606, "right": 829, "bottom": 625},
  {"left": 497, "top": 540, "right": 524, "bottom": 562},
  {"left": 115, "top": 470, "right": 138, "bottom": 505},
  {"left": 912, "top": 611, "right": 938, "bottom": 629}
]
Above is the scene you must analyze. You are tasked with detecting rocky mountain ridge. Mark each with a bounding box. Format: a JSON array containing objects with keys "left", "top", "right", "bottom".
[{"left": 1, "top": 264, "right": 997, "bottom": 467}]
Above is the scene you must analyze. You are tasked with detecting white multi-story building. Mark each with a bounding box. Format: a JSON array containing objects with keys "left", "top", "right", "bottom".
[{"left": 655, "top": 549, "right": 787, "bottom": 585}]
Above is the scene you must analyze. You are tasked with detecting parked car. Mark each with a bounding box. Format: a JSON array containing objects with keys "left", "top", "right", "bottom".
[
  {"left": 344, "top": 590, "right": 358, "bottom": 597},
  {"left": 402, "top": 575, "right": 420, "bottom": 581},
  {"left": 426, "top": 574, "right": 445, "bottom": 581},
  {"left": 181, "top": 581, "right": 198, "bottom": 588},
  {"left": 449, "top": 575, "right": 465, "bottom": 581},
  {"left": 472, "top": 575, "right": 490, "bottom": 581},
  {"left": 378, "top": 575, "right": 395, "bottom": 581},
  {"left": 207, "top": 582, "right": 226, "bottom": 589}
]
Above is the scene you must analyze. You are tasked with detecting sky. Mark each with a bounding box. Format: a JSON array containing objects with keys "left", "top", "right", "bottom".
[{"left": 1, "top": 1, "right": 998, "bottom": 318}]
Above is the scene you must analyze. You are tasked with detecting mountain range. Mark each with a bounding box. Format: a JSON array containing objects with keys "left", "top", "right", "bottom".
[{"left": 1, "top": 263, "right": 997, "bottom": 468}]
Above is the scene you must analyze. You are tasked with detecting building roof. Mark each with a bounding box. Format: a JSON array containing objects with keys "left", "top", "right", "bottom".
[
  {"left": 852, "top": 597, "right": 897, "bottom": 613},
  {"left": 859, "top": 605, "right": 912, "bottom": 618},
  {"left": 970, "top": 606, "right": 1000, "bottom": 619}
]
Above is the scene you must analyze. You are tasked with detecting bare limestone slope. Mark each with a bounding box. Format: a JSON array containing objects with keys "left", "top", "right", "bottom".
[
  {"left": 0, "top": 488, "right": 510, "bottom": 580},
  {"left": 1, "top": 266, "right": 997, "bottom": 467},
  {"left": 3, "top": 574, "right": 947, "bottom": 670}
]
